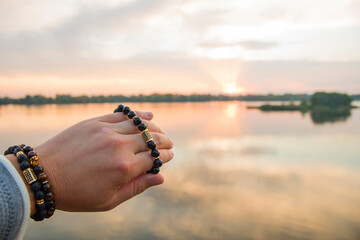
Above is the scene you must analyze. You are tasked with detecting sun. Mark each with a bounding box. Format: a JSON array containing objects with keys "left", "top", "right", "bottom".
[{"left": 223, "top": 83, "right": 244, "bottom": 95}]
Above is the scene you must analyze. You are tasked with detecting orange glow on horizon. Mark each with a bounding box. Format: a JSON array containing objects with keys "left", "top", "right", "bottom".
[{"left": 222, "top": 82, "right": 245, "bottom": 95}]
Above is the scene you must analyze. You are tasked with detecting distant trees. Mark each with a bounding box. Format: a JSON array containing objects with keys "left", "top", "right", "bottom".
[
  {"left": 310, "top": 92, "right": 353, "bottom": 107},
  {"left": 0, "top": 92, "right": 357, "bottom": 106},
  {"left": 251, "top": 92, "right": 355, "bottom": 124},
  {"left": 0, "top": 93, "right": 312, "bottom": 105}
]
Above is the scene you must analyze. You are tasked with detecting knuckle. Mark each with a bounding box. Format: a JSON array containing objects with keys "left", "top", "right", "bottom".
[
  {"left": 112, "top": 136, "right": 130, "bottom": 147},
  {"left": 153, "top": 133, "right": 172, "bottom": 149},
  {"left": 117, "top": 161, "right": 131, "bottom": 175},
  {"left": 152, "top": 133, "right": 162, "bottom": 146},
  {"left": 151, "top": 123, "right": 162, "bottom": 133}
]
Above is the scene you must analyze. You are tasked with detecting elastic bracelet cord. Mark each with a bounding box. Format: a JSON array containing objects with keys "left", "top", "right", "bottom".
[
  {"left": 114, "top": 104, "right": 163, "bottom": 174},
  {"left": 4, "top": 145, "right": 55, "bottom": 221}
]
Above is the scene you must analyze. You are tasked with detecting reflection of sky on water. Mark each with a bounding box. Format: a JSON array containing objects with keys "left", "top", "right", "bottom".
[{"left": 0, "top": 102, "right": 359, "bottom": 239}]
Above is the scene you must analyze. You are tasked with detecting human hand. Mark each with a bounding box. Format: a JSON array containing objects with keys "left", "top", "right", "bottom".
[{"left": 25, "top": 111, "right": 174, "bottom": 213}]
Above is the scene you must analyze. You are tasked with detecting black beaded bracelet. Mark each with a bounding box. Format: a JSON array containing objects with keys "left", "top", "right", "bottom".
[
  {"left": 114, "top": 104, "right": 163, "bottom": 174},
  {"left": 4, "top": 145, "right": 55, "bottom": 221}
]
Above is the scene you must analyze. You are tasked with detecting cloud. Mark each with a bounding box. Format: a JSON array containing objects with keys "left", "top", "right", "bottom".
[
  {"left": 0, "top": 0, "right": 359, "bottom": 96},
  {"left": 199, "top": 40, "right": 279, "bottom": 50}
]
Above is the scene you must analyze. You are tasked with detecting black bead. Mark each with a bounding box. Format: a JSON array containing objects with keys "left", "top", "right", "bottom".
[
  {"left": 35, "top": 191, "right": 45, "bottom": 200},
  {"left": 128, "top": 111, "right": 136, "bottom": 119},
  {"left": 23, "top": 146, "right": 33, "bottom": 153},
  {"left": 17, "top": 154, "right": 28, "bottom": 163},
  {"left": 123, "top": 106, "right": 130, "bottom": 114},
  {"left": 32, "top": 211, "right": 46, "bottom": 221},
  {"left": 47, "top": 206, "right": 55, "bottom": 213},
  {"left": 153, "top": 158, "right": 163, "bottom": 168},
  {"left": 8, "top": 146, "right": 17, "bottom": 154},
  {"left": 19, "top": 144, "right": 26, "bottom": 148},
  {"left": 28, "top": 151, "right": 37, "bottom": 158},
  {"left": 13, "top": 147, "right": 22, "bottom": 154},
  {"left": 115, "top": 104, "right": 124, "bottom": 113},
  {"left": 36, "top": 203, "right": 46, "bottom": 211},
  {"left": 133, "top": 116, "right": 142, "bottom": 125},
  {"left": 45, "top": 192, "right": 54, "bottom": 201},
  {"left": 33, "top": 165, "right": 43, "bottom": 174},
  {"left": 38, "top": 172, "right": 47, "bottom": 182},
  {"left": 45, "top": 207, "right": 55, "bottom": 218},
  {"left": 147, "top": 140, "right": 157, "bottom": 150},
  {"left": 42, "top": 183, "right": 51, "bottom": 193},
  {"left": 146, "top": 167, "right": 160, "bottom": 174},
  {"left": 46, "top": 200, "right": 54, "bottom": 208},
  {"left": 20, "top": 161, "right": 30, "bottom": 170},
  {"left": 151, "top": 149, "right": 160, "bottom": 158},
  {"left": 4, "top": 150, "right": 10, "bottom": 155},
  {"left": 138, "top": 123, "right": 147, "bottom": 131},
  {"left": 45, "top": 212, "right": 54, "bottom": 219},
  {"left": 31, "top": 181, "right": 42, "bottom": 192},
  {"left": 39, "top": 209, "right": 47, "bottom": 217}
]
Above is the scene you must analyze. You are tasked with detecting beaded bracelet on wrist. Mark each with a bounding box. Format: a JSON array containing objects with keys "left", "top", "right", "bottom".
[
  {"left": 4, "top": 145, "right": 55, "bottom": 221},
  {"left": 114, "top": 104, "right": 163, "bottom": 174}
]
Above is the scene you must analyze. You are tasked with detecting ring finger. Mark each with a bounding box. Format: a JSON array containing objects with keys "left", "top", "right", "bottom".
[{"left": 131, "top": 149, "right": 174, "bottom": 177}]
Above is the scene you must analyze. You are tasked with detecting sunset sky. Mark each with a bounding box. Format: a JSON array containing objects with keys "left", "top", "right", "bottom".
[{"left": 0, "top": 0, "right": 359, "bottom": 97}]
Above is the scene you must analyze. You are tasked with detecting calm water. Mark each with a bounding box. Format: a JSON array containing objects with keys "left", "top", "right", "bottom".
[{"left": 1, "top": 102, "right": 359, "bottom": 240}]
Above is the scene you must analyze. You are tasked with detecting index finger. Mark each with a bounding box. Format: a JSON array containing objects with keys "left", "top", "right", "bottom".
[{"left": 97, "top": 111, "right": 154, "bottom": 123}]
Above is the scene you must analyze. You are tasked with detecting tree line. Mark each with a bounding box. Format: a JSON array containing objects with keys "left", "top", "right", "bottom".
[
  {"left": 0, "top": 93, "right": 358, "bottom": 105},
  {"left": 0, "top": 93, "right": 309, "bottom": 105}
]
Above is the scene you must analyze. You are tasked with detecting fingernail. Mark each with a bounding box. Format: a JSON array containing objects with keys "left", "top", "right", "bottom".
[{"left": 147, "top": 112, "right": 153, "bottom": 118}]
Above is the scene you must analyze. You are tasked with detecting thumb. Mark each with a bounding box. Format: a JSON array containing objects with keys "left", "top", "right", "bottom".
[{"left": 116, "top": 173, "right": 164, "bottom": 204}]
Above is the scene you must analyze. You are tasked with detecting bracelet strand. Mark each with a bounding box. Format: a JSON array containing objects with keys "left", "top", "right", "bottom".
[
  {"left": 4, "top": 145, "right": 55, "bottom": 221},
  {"left": 114, "top": 105, "right": 163, "bottom": 174}
]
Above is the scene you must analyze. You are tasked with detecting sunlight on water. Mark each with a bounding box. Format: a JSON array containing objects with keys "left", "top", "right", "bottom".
[{"left": 0, "top": 102, "right": 359, "bottom": 240}]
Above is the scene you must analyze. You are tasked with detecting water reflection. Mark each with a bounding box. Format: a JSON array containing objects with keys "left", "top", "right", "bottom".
[
  {"left": 0, "top": 102, "right": 359, "bottom": 239},
  {"left": 310, "top": 107, "right": 351, "bottom": 124}
]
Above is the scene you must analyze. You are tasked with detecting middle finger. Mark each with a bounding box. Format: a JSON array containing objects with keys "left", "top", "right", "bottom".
[
  {"left": 126, "top": 132, "right": 173, "bottom": 153},
  {"left": 107, "top": 119, "right": 164, "bottom": 135}
]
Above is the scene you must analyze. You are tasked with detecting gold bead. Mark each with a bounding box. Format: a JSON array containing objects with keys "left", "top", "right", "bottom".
[
  {"left": 16, "top": 151, "right": 24, "bottom": 157},
  {"left": 42, "top": 180, "right": 48, "bottom": 184},
  {"left": 30, "top": 160, "right": 38, "bottom": 167},
  {"left": 141, "top": 129, "right": 153, "bottom": 143},
  {"left": 23, "top": 168, "right": 37, "bottom": 184},
  {"left": 37, "top": 199, "right": 45, "bottom": 205},
  {"left": 30, "top": 156, "right": 39, "bottom": 162}
]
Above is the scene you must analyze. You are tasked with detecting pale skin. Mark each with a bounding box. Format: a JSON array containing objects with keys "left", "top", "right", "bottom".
[{"left": 6, "top": 111, "right": 174, "bottom": 216}]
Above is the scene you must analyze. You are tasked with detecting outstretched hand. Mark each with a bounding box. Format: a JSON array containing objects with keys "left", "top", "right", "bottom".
[{"left": 9, "top": 111, "right": 174, "bottom": 214}]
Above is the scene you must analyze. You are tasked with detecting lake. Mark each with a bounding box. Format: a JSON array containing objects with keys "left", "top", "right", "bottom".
[{"left": 1, "top": 102, "right": 359, "bottom": 240}]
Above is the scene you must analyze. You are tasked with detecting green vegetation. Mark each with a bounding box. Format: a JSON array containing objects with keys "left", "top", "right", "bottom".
[
  {"left": 249, "top": 92, "right": 357, "bottom": 124},
  {"left": 0, "top": 92, "right": 358, "bottom": 107},
  {"left": 310, "top": 92, "right": 353, "bottom": 107},
  {"left": 0, "top": 93, "right": 313, "bottom": 105},
  {"left": 310, "top": 106, "right": 351, "bottom": 124}
]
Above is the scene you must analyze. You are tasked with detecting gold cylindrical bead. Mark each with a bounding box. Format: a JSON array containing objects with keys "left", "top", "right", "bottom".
[
  {"left": 16, "top": 151, "right": 24, "bottom": 157},
  {"left": 23, "top": 168, "right": 37, "bottom": 184},
  {"left": 37, "top": 199, "right": 45, "bottom": 205},
  {"left": 141, "top": 129, "right": 153, "bottom": 143}
]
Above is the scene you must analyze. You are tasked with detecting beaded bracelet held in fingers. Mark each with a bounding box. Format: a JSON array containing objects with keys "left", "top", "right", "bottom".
[{"left": 114, "top": 104, "right": 163, "bottom": 174}]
